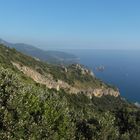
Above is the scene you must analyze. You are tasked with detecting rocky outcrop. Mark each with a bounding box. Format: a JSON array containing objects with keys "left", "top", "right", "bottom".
[
  {"left": 12, "top": 62, "right": 120, "bottom": 98},
  {"left": 12, "top": 62, "right": 70, "bottom": 90},
  {"left": 87, "top": 88, "right": 120, "bottom": 98},
  {"left": 71, "top": 64, "right": 95, "bottom": 77},
  {"left": 134, "top": 102, "right": 140, "bottom": 108}
]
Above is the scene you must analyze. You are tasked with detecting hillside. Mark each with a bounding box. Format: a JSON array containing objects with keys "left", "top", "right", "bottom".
[
  {"left": 0, "top": 38, "right": 79, "bottom": 65},
  {"left": 0, "top": 44, "right": 140, "bottom": 140},
  {"left": 0, "top": 44, "right": 119, "bottom": 97}
]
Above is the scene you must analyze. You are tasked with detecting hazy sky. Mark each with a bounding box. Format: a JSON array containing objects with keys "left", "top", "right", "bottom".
[{"left": 0, "top": 0, "right": 140, "bottom": 49}]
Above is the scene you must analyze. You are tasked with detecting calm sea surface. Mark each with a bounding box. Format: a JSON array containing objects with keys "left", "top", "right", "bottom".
[{"left": 65, "top": 49, "right": 140, "bottom": 102}]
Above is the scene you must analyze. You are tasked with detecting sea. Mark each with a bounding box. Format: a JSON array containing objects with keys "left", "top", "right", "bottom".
[{"left": 64, "top": 49, "right": 140, "bottom": 103}]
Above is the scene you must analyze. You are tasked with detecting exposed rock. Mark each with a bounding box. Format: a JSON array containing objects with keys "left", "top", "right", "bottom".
[
  {"left": 34, "top": 57, "right": 40, "bottom": 61},
  {"left": 95, "top": 66, "right": 105, "bottom": 72},
  {"left": 12, "top": 62, "right": 72, "bottom": 90},
  {"left": 12, "top": 62, "right": 120, "bottom": 98},
  {"left": 135, "top": 102, "right": 140, "bottom": 108},
  {"left": 62, "top": 65, "right": 68, "bottom": 73},
  {"left": 71, "top": 64, "right": 95, "bottom": 77},
  {"left": 92, "top": 88, "right": 120, "bottom": 97},
  {"left": 89, "top": 71, "right": 94, "bottom": 77}
]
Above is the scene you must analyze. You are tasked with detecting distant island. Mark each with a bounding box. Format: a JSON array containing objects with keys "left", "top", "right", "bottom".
[{"left": 95, "top": 65, "right": 105, "bottom": 72}]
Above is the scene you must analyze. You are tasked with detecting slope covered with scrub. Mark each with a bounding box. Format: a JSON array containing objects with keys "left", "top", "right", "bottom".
[
  {"left": 0, "top": 44, "right": 140, "bottom": 140},
  {"left": 0, "top": 44, "right": 119, "bottom": 97}
]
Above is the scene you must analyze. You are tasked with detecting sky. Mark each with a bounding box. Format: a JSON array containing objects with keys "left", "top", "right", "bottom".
[{"left": 0, "top": 0, "right": 140, "bottom": 50}]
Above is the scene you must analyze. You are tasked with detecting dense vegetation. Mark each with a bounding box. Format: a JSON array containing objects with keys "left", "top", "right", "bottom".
[
  {"left": 0, "top": 44, "right": 140, "bottom": 139},
  {"left": 0, "top": 44, "right": 113, "bottom": 90}
]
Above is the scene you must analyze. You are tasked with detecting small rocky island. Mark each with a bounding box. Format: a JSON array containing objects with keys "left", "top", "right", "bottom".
[{"left": 95, "top": 65, "right": 105, "bottom": 72}]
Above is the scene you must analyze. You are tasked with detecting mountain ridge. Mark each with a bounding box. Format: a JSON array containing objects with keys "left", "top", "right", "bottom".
[{"left": 0, "top": 38, "right": 79, "bottom": 65}]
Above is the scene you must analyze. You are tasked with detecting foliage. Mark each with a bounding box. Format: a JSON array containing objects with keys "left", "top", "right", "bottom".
[
  {"left": 0, "top": 44, "right": 140, "bottom": 139},
  {"left": 0, "top": 44, "right": 114, "bottom": 89}
]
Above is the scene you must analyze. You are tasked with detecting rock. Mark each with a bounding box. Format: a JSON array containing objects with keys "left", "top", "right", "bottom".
[
  {"left": 12, "top": 62, "right": 120, "bottom": 98},
  {"left": 134, "top": 102, "right": 140, "bottom": 108}
]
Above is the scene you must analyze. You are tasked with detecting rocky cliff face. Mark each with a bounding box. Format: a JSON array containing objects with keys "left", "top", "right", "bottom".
[
  {"left": 70, "top": 64, "right": 95, "bottom": 77},
  {"left": 87, "top": 88, "right": 120, "bottom": 98},
  {"left": 12, "top": 62, "right": 120, "bottom": 98}
]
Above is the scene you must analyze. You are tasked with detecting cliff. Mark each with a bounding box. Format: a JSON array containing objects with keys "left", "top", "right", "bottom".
[
  {"left": 0, "top": 44, "right": 120, "bottom": 98},
  {"left": 12, "top": 62, "right": 120, "bottom": 98}
]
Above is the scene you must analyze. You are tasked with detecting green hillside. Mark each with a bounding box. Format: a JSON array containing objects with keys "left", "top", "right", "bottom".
[
  {"left": 0, "top": 44, "right": 115, "bottom": 90},
  {"left": 0, "top": 44, "right": 140, "bottom": 140},
  {"left": 0, "top": 38, "right": 79, "bottom": 65}
]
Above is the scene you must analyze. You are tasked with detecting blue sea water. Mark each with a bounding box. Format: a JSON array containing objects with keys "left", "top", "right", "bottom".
[{"left": 66, "top": 49, "right": 140, "bottom": 102}]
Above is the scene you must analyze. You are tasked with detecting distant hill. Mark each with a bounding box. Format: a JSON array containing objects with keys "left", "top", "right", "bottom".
[{"left": 0, "top": 38, "right": 79, "bottom": 65}]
